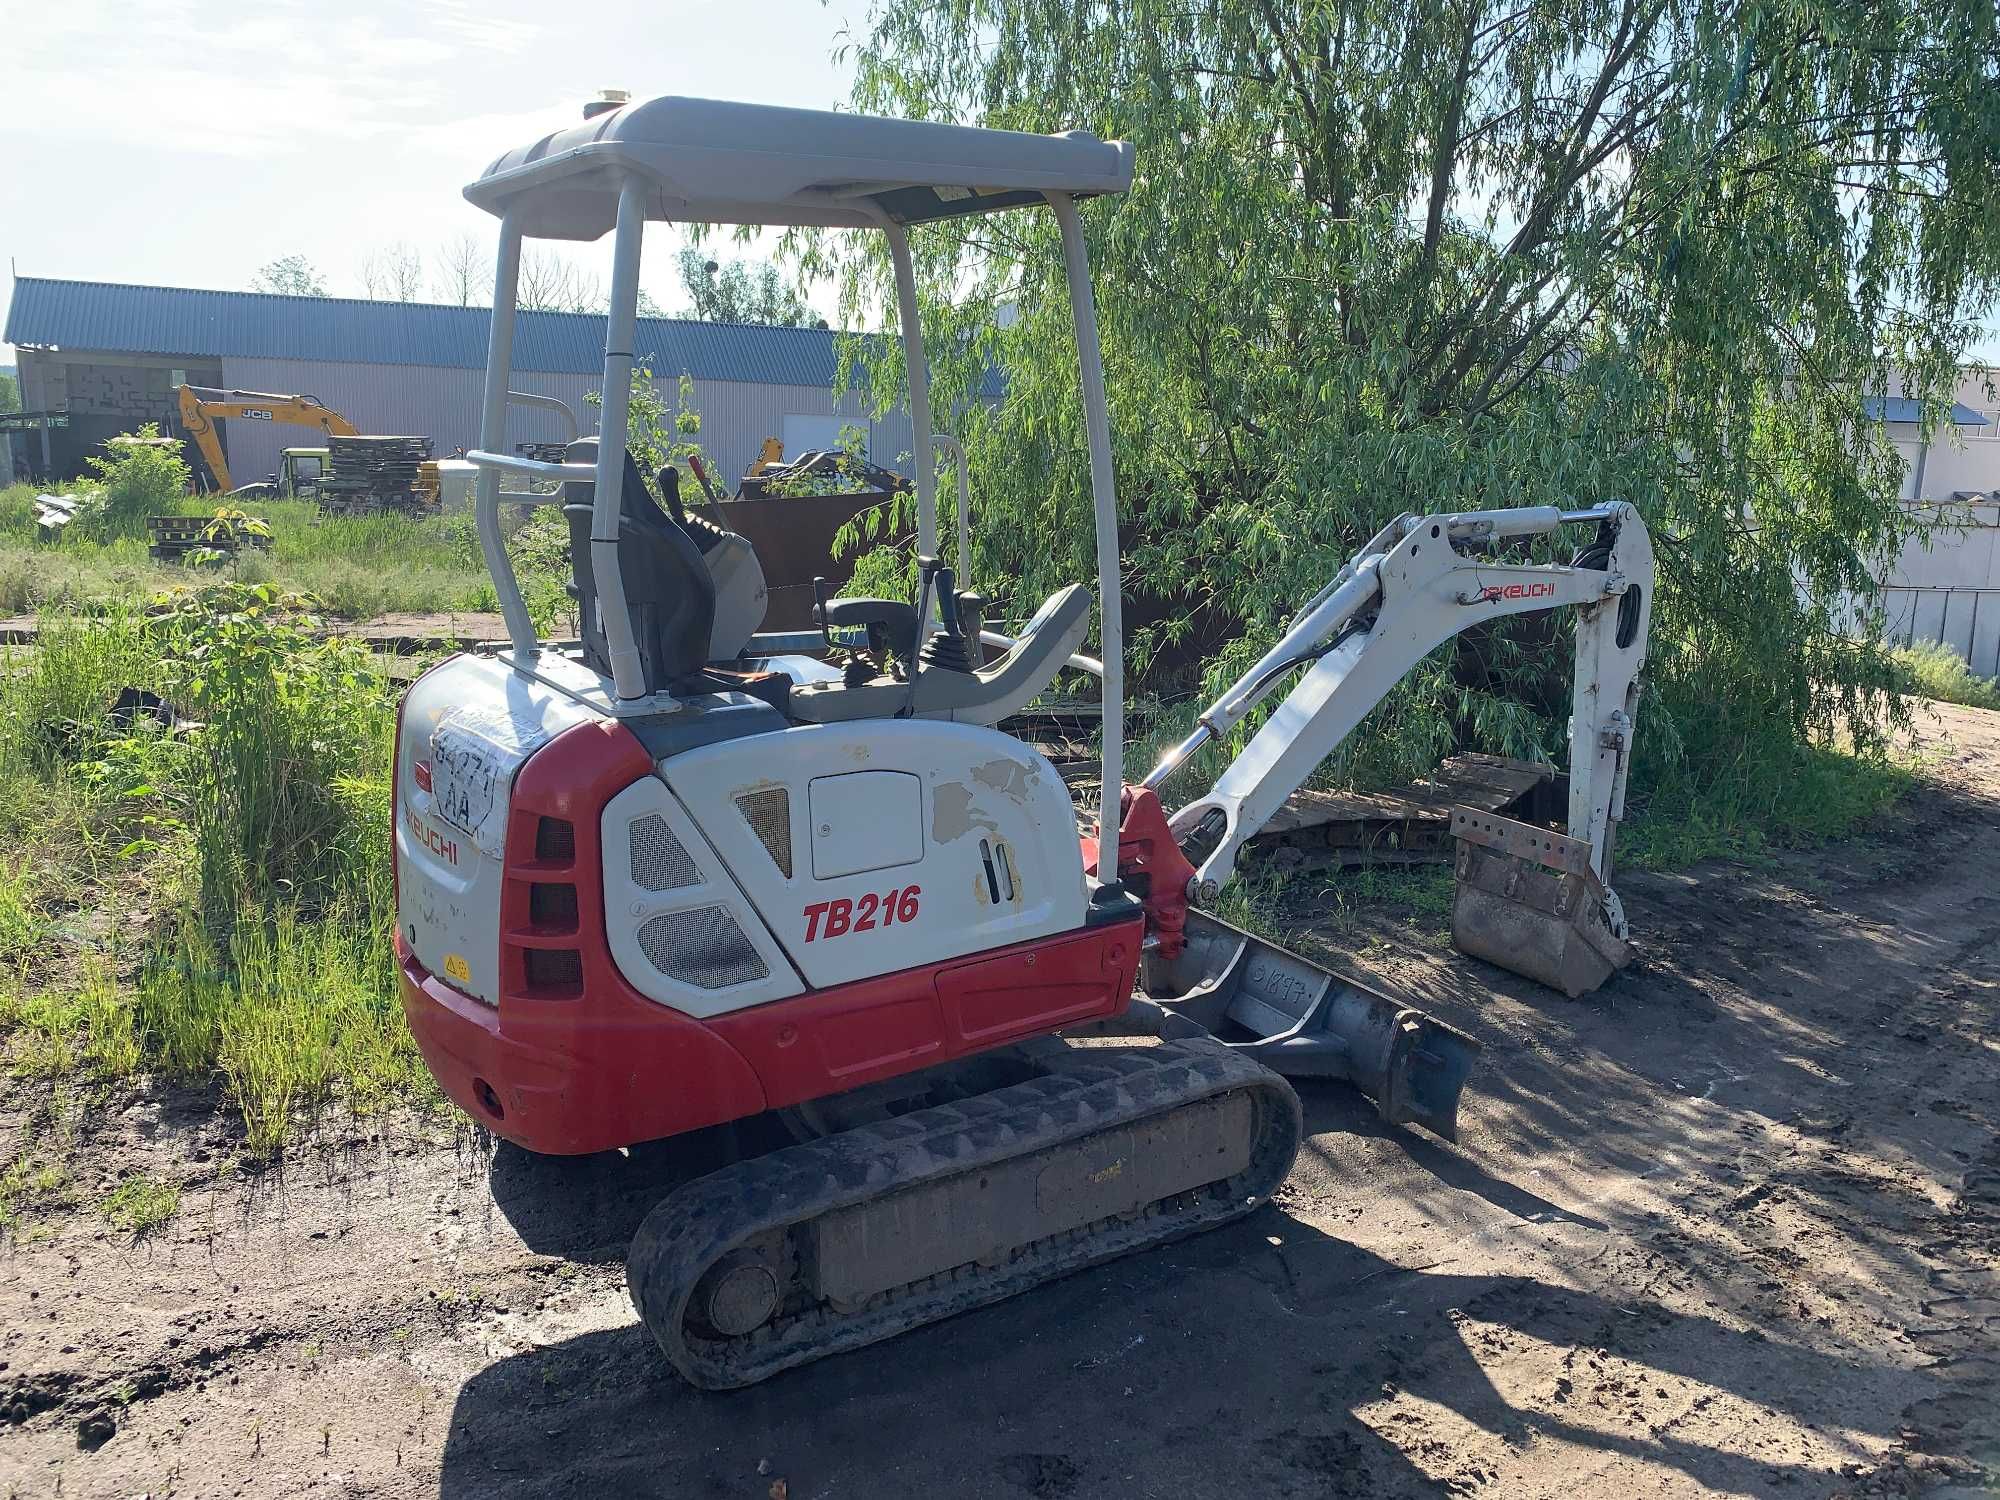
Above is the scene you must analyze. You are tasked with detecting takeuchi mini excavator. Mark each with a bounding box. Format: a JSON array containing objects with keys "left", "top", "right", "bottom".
[{"left": 394, "top": 95, "right": 1655, "bottom": 1389}]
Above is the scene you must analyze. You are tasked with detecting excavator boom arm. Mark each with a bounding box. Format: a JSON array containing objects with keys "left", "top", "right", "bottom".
[{"left": 1158, "top": 502, "right": 1653, "bottom": 909}]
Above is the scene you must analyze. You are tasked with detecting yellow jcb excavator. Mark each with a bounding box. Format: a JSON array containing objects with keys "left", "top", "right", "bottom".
[
  {"left": 174, "top": 386, "right": 358, "bottom": 495},
  {"left": 174, "top": 386, "right": 442, "bottom": 508}
]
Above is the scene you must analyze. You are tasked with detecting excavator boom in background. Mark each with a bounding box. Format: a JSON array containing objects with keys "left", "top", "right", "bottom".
[{"left": 174, "top": 385, "right": 442, "bottom": 509}]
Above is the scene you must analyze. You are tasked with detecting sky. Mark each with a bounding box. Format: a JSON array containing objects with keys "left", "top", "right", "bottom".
[
  {"left": 0, "top": 0, "right": 869, "bottom": 361},
  {"left": 1, "top": 1, "right": 1989, "bottom": 369}
]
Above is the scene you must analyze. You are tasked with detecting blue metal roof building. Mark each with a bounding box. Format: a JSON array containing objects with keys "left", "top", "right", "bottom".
[
  {"left": 4, "top": 277, "right": 860, "bottom": 386},
  {"left": 1861, "top": 394, "right": 1989, "bottom": 427},
  {"left": 3, "top": 277, "right": 922, "bottom": 486}
]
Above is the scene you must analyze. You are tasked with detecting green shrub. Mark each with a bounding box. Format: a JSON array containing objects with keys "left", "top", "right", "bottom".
[
  {"left": 145, "top": 582, "right": 394, "bottom": 923},
  {"left": 79, "top": 426, "right": 192, "bottom": 541},
  {"left": 506, "top": 507, "right": 576, "bottom": 635},
  {"left": 1894, "top": 641, "right": 2000, "bottom": 711}
]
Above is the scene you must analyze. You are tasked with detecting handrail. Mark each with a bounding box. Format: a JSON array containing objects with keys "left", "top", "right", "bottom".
[
  {"left": 475, "top": 214, "right": 537, "bottom": 660},
  {"left": 933, "top": 432, "right": 972, "bottom": 582},
  {"left": 467, "top": 449, "right": 595, "bottom": 482},
  {"left": 507, "top": 390, "right": 580, "bottom": 443}
]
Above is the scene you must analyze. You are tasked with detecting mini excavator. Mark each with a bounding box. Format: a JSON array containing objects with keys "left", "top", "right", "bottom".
[{"left": 394, "top": 95, "right": 1653, "bottom": 1388}]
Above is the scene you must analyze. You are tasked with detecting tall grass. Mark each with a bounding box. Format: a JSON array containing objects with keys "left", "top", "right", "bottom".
[
  {"left": 0, "top": 481, "right": 495, "bottom": 619},
  {"left": 1894, "top": 640, "right": 2000, "bottom": 711},
  {"left": 0, "top": 582, "right": 429, "bottom": 1152}
]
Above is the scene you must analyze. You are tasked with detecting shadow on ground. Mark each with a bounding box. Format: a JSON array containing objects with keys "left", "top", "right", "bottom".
[
  {"left": 441, "top": 755, "right": 2000, "bottom": 1498},
  {"left": 439, "top": 1197, "right": 1912, "bottom": 1499}
]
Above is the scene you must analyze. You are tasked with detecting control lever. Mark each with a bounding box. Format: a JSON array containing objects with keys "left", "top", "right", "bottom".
[
  {"left": 919, "top": 565, "right": 977, "bottom": 673},
  {"left": 901, "top": 555, "right": 941, "bottom": 718},
  {"left": 684, "top": 453, "right": 731, "bottom": 525},
  {"left": 811, "top": 576, "right": 836, "bottom": 653}
]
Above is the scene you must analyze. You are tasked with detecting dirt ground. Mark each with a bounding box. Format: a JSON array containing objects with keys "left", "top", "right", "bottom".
[{"left": 3, "top": 705, "right": 1998, "bottom": 1500}]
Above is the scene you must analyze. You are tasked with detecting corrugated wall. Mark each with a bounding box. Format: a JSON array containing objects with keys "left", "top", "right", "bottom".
[{"left": 217, "top": 358, "right": 913, "bottom": 493}]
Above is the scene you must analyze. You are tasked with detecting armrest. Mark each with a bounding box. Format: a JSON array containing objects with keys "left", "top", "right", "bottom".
[{"left": 816, "top": 597, "right": 920, "bottom": 659}]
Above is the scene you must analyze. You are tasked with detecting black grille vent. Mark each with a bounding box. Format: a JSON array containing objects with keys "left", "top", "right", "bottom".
[
  {"left": 522, "top": 947, "right": 582, "bottom": 996},
  {"left": 735, "top": 788, "right": 793, "bottom": 878},
  {"left": 535, "top": 816, "right": 576, "bottom": 863}
]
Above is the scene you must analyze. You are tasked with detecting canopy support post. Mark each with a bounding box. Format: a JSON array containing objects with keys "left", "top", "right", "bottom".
[
  {"left": 883, "top": 221, "right": 938, "bottom": 564},
  {"left": 1047, "top": 192, "right": 1124, "bottom": 880},
  {"left": 593, "top": 174, "right": 651, "bottom": 701},
  {"left": 476, "top": 214, "right": 536, "bottom": 661}
]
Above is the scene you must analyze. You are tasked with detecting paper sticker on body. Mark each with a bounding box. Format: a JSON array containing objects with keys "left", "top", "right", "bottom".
[{"left": 428, "top": 702, "right": 554, "bottom": 857}]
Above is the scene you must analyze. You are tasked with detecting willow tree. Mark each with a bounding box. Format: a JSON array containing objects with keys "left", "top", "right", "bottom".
[{"left": 820, "top": 0, "right": 2000, "bottom": 800}]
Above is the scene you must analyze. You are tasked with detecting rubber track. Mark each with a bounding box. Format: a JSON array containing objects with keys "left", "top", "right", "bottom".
[{"left": 626, "top": 1037, "right": 1303, "bottom": 1389}]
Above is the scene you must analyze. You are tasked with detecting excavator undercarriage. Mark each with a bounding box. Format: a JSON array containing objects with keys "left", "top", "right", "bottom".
[{"left": 629, "top": 1032, "right": 1301, "bottom": 1388}]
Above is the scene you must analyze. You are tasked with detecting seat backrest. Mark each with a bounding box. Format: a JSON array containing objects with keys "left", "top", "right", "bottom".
[{"left": 561, "top": 437, "right": 715, "bottom": 693}]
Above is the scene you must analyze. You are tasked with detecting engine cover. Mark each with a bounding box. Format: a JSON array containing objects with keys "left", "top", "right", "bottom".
[{"left": 639, "top": 719, "right": 1086, "bottom": 997}]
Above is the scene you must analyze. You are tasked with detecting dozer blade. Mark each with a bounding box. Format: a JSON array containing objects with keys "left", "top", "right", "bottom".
[
  {"left": 1138, "top": 909, "right": 1479, "bottom": 1141},
  {"left": 1449, "top": 808, "right": 1632, "bottom": 998}
]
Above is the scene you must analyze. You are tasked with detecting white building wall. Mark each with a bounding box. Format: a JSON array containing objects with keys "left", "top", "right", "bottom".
[
  {"left": 1883, "top": 367, "right": 2000, "bottom": 500},
  {"left": 1873, "top": 497, "right": 2000, "bottom": 676}
]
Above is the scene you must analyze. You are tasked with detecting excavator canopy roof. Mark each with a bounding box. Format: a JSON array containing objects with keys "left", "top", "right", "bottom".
[{"left": 464, "top": 95, "right": 1134, "bottom": 240}]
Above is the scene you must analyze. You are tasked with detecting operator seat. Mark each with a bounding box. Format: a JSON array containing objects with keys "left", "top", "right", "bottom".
[
  {"left": 563, "top": 438, "right": 716, "bottom": 693},
  {"left": 561, "top": 438, "right": 768, "bottom": 674}
]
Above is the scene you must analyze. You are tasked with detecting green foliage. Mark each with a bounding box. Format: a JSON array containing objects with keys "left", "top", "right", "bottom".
[
  {"left": 1894, "top": 640, "right": 2000, "bottom": 710},
  {"left": 183, "top": 506, "right": 273, "bottom": 576},
  {"left": 0, "top": 1154, "right": 74, "bottom": 1234},
  {"left": 139, "top": 895, "right": 425, "bottom": 1155},
  {"left": 78, "top": 426, "right": 192, "bottom": 541},
  {"left": 506, "top": 507, "right": 576, "bottom": 636},
  {"left": 253, "top": 255, "right": 328, "bottom": 296},
  {"left": 0, "top": 587, "right": 424, "bottom": 1150},
  {"left": 589, "top": 365, "right": 708, "bottom": 481},
  {"left": 145, "top": 582, "right": 393, "bottom": 924},
  {"left": 0, "top": 482, "right": 493, "bottom": 618},
  {"left": 770, "top": 424, "right": 883, "bottom": 495},
  {"left": 101, "top": 1174, "right": 179, "bottom": 1234},
  {"left": 676, "top": 247, "right": 819, "bottom": 326},
  {"left": 0, "top": 371, "right": 18, "bottom": 416},
  {"left": 830, "top": 0, "right": 2000, "bottom": 805},
  {"left": 1618, "top": 740, "right": 1917, "bottom": 868},
  {"left": 0, "top": 962, "right": 141, "bottom": 1083},
  {"left": 0, "top": 607, "right": 152, "bottom": 778},
  {"left": 0, "top": 858, "right": 39, "bottom": 960}
]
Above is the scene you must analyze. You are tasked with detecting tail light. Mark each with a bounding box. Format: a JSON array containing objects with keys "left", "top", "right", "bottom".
[{"left": 502, "top": 814, "right": 584, "bottom": 1000}]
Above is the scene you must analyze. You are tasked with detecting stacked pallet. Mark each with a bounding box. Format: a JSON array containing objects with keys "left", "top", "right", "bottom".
[{"left": 317, "top": 435, "right": 436, "bottom": 517}]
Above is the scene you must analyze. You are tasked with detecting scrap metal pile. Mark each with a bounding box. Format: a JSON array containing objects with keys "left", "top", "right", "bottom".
[{"left": 317, "top": 435, "right": 438, "bottom": 517}]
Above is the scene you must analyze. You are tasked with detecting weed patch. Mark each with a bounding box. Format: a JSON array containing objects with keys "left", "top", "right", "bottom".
[
  {"left": 0, "top": 962, "right": 141, "bottom": 1083},
  {"left": 0, "top": 582, "right": 430, "bottom": 1150},
  {"left": 0, "top": 1154, "right": 75, "bottom": 1234},
  {"left": 101, "top": 1173, "right": 180, "bottom": 1234},
  {"left": 1895, "top": 641, "right": 2000, "bottom": 711},
  {"left": 1619, "top": 740, "right": 1917, "bottom": 869},
  {"left": 0, "top": 481, "right": 493, "bottom": 619}
]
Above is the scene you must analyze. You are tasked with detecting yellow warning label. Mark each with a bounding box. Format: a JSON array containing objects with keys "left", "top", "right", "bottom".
[{"left": 443, "top": 953, "right": 471, "bottom": 984}]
